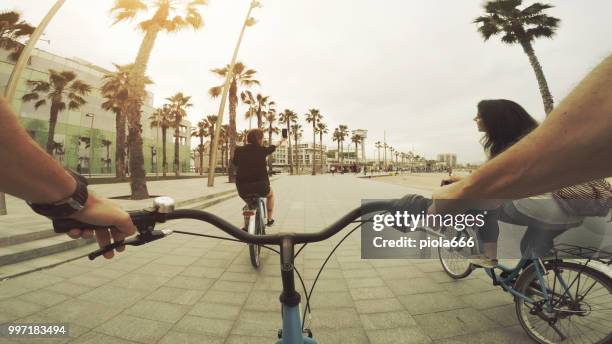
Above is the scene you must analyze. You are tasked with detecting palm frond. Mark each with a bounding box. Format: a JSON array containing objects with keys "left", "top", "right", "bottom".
[
  {"left": 209, "top": 86, "right": 223, "bottom": 98},
  {"left": 33, "top": 99, "right": 47, "bottom": 109}
]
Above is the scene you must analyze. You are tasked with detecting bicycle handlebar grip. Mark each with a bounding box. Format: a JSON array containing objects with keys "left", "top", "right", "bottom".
[
  {"left": 88, "top": 240, "right": 125, "bottom": 260},
  {"left": 52, "top": 218, "right": 116, "bottom": 233}
]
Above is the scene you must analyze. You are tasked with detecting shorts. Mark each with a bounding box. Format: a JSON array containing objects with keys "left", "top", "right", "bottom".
[{"left": 237, "top": 181, "right": 271, "bottom": 201}]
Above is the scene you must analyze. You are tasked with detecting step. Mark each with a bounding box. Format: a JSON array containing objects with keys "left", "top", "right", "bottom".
[{"left": 0, "top": 235, "right": 95, "bottom": 267}]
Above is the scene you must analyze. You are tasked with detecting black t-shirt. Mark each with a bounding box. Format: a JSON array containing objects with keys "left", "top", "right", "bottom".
[{"left": 232, "top": 144, "right": 276, "bottom": 184}]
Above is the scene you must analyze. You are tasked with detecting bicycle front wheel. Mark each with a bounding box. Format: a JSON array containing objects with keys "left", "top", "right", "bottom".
[
  {"left": 437, "top": 227, "right": 475, "bottom": 279},
  {"left": 514, "top": 260, "right": 612, "bottom": 344},
  {"left": 248, "top": 202, "right": 265, "bottom": 269}
]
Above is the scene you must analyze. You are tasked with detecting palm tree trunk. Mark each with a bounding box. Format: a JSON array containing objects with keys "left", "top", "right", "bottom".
[
  {"left": 355, "top": 142, "right": 359, "bottom": 166},
  {"left": 228, "top": 79, "right": 238, "bottom": 183},
  {"left": 267, "top": 124, "right": 273, "bottom": 173},
  {"left": 286, "top": 121, "right": 293, "bottom": 175},
  {"left": 521, "top": 40, "right": 554, "bottom": 114},
  {"left": 45, "top": 105, "right": 59, "bottom": 154},
  {"left": 208, "top": 125, "right": 215, "bottom": 172},
  {"left": 294, "top": 133, "right": 299, "bottom": 174},
  {"left": 173, "top": 127, "right": 180, "bottom": 176},
  {"left": 199, "top": 136, "right": 203, "bottom": 176},
  {"left": 319, "top": 132, "right": 323, "bottom": 173},
  {"left": 312, "top": 122, "right": 316, "bottom": 175},
  {"left": 115, "top": 110, "right": 126, "bottom": 178},
  {"left": 162, "top": 128, "right": 167, "bottom": 176},
  {"left": 126, "top": 23, "right": 162, "bottom": 199}
]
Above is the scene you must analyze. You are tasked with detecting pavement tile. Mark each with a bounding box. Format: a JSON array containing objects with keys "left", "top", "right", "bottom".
[
  {"left": 399, "top": 291, "right": 468, "bottom": 315},
  {"left": 154, "top": 255, "right": 199, "bottom": 266},
  {"left": 124, "top": 299, "right": 190, "bottom": 323},
  {"left": 69, "top": 331, "right": 137, "bottom": 344},
  {"left": 66, "top": 274, "right": 112, "bottom": 288},
  {"left": 349, "top": 286, "right": 395, "bottom": 300},
  {"left": 386, "top": 277, "right": 446, "bottom": 296},
  {"left": 303, "top": 267, "right": 343, "bottom": 280},
  {"left": 164, "top": 275, "right": 215, "bottom": 291},
  {"left": 354, "top": 298, "right": 404, "bottom": 314},
  {"left": 189, "top": 302, "right": 241, "bottom": 320},
  {"left": 376, "top": 266, "right": 426, "bottom": 279},
  {"left": 16, "top": 289, "right": 69, "bottom": 307},
  {"left": 480, "top": 304, "right": 520, "bottom": 328},
  {"left": 359, "top": 310, "right": 417, "bottom": 330},
  {"left": 78, "top": 285, "right": 147, "bottom": 308},
  {"left": 0, "top": 298, "right": 45, "bottom": 322},
  {"left": 95, "top": 314, "right": 172, "bottom": 343},
  {"left": 181, "top": 266, "right": 225, "bottom": 279},
  {"left": 40, "top": 264, "right": 91, "bottom": 279},
  {"left": 220, "top": 271, "right": 259, "bottom": 283},
  {"left": 244, "top": 290, "right": 280, "bottom": 312},
  {"left": 146, "top": 286, "right": 205, "bottom": 305},
  {"left": 230, "top": 310, "right": 280, "bottom": 337},
  {"left": 136, "top": 263, "right": 186, "bottom": 278},
  {"left": 342, "top": 267, "right": 379, "bottom": 279},
  {"left": 86, "top": 267, "right": 128, "bottom": 279},
  {"left": 434, "top": 325, "right": 532, "bottom": 344},
  {"left": 158, "top": 330, "right": 223, "bottom": 344},
  {"left": 193, "top": 258, "right": 233, "bottom": 268},
  {"left": 367, "top": 326, "right": 433, "bottom": 344},
  {"left": 169, "top": 247, "right": 208, "bottom": 258},
  {"left": 225, "top": 334, "right": 274, "bottom": 344},
  {"left": 441, "top": 278, "right": 497, "bottom": 296},
  {"left": 413, "top": 308, "right": 498, "bottom": 340},
  {"left": 45, "top": 281, "right": 93, "bottom": 296},
  {"left": 201, "top": 290, "right": 249, "bottom": 306},
  {"left": 173, "top": 315, "right": 234, "bottom": 337},
  {"left": 109, "top": 273, "right": 170, "bottom": 291},
  {"left": 39, "top": 298, "right": 122, "bottom": 328},
  {"left": 253, "top": 276, "right": 284, "bottom": 291},
  {"left": 313, "top": 327, "right": 370, "bottom": 344},
  {"left": 309, "top": 308, "right": 362, "bottom": 330},
  {"left": 309, "top": 291, "right": 355, "bottom": 309},
  {"left": 459, "top": 289, "right": 513, "bottom": 310},
  {"left": 211, "top": 280, "right": 254, "bottom": 293},
  {"left": 345, "top": 277, "right": 385, "bottom": 289}
]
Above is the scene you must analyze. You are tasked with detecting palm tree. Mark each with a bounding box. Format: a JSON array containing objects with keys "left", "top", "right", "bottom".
[
  {"left": 219, "top": 124, "right": 230, "bottom": 171},
  {"left": 22, "top": 70, "right": 91, "bottom": 155},
  {"left": 351, "top": 134, "right": 362, "bottom": 166},
  {"left": 316, "top": 122, "right": 328, "bottom": 173},
  {"left": 254, "top": 94, "right": 274, "bottom": 129},
  {"left": 0, "top": 11, "right": 36, "bottom": 61},
  {"left": 265, "top": 110, "right": 279, "bottom": 173},
  {"left": 338, "top": 125, "right": 349, "bottom": 166},
  {"left": 237, "top": 128, "right": 248, "bottom": 144},
  {"left": 474, "top": 0, "right": 559, "bottom": 114},
  {"left": 166, "top": 92, "right": 192, "bottom": 176},
  {"left": 240, "top": 90, "right": 256, "bottom": 129},
  {"left": 191, "top": 119, "right": 207, "bottom": 175},
  {"left": 290, "top": 124, "right": 303, "bottom": 174},
  {"left": 278, "top": 109, "right": 298, "bottom": 174},
  {"left": 110, "top": 0, "right": 207, "bottom": 199},
  {"left": 209, "top": 62, "right": 259, "bottom": 182},
  {"left": 375, "top": 141, "right": 382, "bottom": 168},
  {"left": 205, "top": 115, "right": 218, "bottom": 171},
  {"left": 305, "top": 109, "right": 322, "bottom": 175},
  {"left": 101, "top": 139, "right": 113, "bottom": 173},
  {"left": 101, "top": 63, "right": 152, "bottom": 178},
  {"left": 149, "top": 104, "right": 173, "bottom": 176},
  {"left": 332, "top": 128, "right": 341, "bottom": 165}
]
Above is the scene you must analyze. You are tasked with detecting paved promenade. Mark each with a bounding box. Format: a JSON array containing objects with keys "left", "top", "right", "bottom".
[{"left": 0, "top": 175, "right": 531, "bottom": 343}]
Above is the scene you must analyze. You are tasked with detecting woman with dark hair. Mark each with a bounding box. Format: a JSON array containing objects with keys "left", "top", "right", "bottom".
[
  {"left": 447, "top": 99, "right": 582, "bottom": 267},
  {"left": 232, "top": 128, "right": 286, "bottom": 227}
]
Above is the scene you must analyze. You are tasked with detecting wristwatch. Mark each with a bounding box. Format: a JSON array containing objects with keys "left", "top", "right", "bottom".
[{"left": 28, "top": 169, "right": 89, "bottom": 219}]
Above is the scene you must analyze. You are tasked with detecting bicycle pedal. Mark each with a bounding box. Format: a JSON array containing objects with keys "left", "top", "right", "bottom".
[{"left": 304, "top": 328, "right": 313, "bottom": 338}]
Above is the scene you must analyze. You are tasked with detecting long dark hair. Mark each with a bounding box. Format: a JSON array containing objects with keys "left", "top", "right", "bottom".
[{"left": 477, "top": 99, "right": 538, "bottom": 158}]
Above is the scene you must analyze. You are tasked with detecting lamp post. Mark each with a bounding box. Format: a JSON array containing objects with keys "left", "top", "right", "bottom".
[
  {"left": 86, "top": 113, "right": 94, "bottom": 177},
  {"left": 0, "top": 0, "right": 66, "bottom": 216},
  {"left": 207, "top": 0, "right": 261, "bottom": 187}
]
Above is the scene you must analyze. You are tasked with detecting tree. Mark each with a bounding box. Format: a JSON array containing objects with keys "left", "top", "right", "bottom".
[
  {"left": 265, "top": 110, "right": 279, "bottom": 173},
  {"left": 254, "top": 93, "right": 274, "bottom": 129},
  {"left": 279, "top": 109, "right": 298, "bottom": 174},
  {"left": 191, "top": 119, "right": 207, "bottom": 175},
  {"left": 338, "top": 125, "right": 349, "bottom": 166},
  {"left": 220, "top": 124, "right": 230, "bottom": 171},
  {"left": 332, "top": 128, "right": 341, "bottom": 165},
  {"left": 0, "top": 11, "right": 35, "bottom": 61},
  {"left": 474, "top": 0, "right": 559, "bottom": 114},
  {"left": 22, "top": 70, "right": 91, "bottom": 155},
  {"left": 101, "top": 139, "right": 113, "bottom": 173},
  {"left": 110, "top": 0, "right": 207, "bottom": 199},
  {"left": 237, "top": 128, "right": 248, "bottom": 144},
  {"left": 240, "top": 90, "right": 256, "bottom": 129},
  {"left": 205, "top": 115, "right": 218, "bottom": 171},
  {"left": 209, "top": 62, "right": 259, "bottom": 182},
  {"left": 375, "top": 141, "right": 382, "bottom": 168},
  {"left": 166, "top": 92, "right": 192, "bottom": 176},
  {"left": 305, "top": 108, "right": 322, "bottom": 175},
  {"left": 149, "top": 104, "right": 173, "bottom": 176},
  {"left": 101, "top": 63, "right": 152, "bottom": 178},
  {"left": 290, "top": 124, "right": 302, "bottom": 174},
  {"left": 316, "top": 122, "right": 328, "bottom": 173}
]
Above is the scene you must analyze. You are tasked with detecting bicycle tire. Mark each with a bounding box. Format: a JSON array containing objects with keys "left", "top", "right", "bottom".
[
  {"left": 514, "top": 260, "right": 612, "bottom": 344},
  {"left": 437, "top": 227, "right": 475, "bottom": 279},
  {"left": 249, "top": 199, "right": 264, "bottom": 268}
]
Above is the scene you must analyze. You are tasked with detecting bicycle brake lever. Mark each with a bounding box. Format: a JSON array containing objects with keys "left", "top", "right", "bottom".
[{"left": 88, "top": 229, "right": 173, "bottom": 260}]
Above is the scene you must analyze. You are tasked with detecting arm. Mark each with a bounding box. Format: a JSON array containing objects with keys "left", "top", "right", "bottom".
[
  {"left": 0, "top": 96, "right": 135, "bottom": 258},
  {"left": 433, "top": 54, "right": 612, "bottom": 212}
]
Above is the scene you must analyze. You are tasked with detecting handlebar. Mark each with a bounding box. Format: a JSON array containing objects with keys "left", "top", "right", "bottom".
[{"left": 52, "top": 197, "right": 396, "bottom": 260}]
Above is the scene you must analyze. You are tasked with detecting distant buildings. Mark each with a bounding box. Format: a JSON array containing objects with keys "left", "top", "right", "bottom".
[
  {"left": 437, "top": 153, "right": 457, "bottom": 168},
  {"left": 0, "top": 48, "right": 191, "bottom": 175}
]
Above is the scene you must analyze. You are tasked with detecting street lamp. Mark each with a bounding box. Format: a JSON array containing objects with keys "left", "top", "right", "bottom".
[
  {"left": 207, "top": 0, "right": 261, "bottom": 187},
  {"left": 86, "top": 113, "right": 95, "bottom": 177}
]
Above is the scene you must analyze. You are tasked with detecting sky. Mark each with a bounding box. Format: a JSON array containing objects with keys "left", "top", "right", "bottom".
[{"left": 4, "top": 0, "right": 611, "bottom": 163}]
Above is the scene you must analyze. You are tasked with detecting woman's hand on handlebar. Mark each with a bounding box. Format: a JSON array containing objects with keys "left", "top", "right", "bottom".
[{"left": 66, "top": 192, "right": 137, "bottom": 259}]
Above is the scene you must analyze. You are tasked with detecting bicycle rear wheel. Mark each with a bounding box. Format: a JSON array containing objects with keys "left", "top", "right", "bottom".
[
  {"left": 437, "top": 227, "right": 475, "bottom": 279},
  {"left": 249, "top": 200, "right": 265, "bottom": 268},
  {"left": 514, "top": 260, "right": 612, "bottom": 344}
]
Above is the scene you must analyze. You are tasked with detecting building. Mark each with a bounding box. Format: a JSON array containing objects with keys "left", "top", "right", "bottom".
[
  {"left": 437, "top": 153, "right": 457, "bottom": 168},
  {"left": 271, "top": 143, "right": 327, "bottom": 173},
  {"left": 0, "top": 48, "right": 191, "bottom": 175}
]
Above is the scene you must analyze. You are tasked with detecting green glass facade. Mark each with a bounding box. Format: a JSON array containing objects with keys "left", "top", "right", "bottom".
[{"left": 1, "top": 49, "right": 191, "bottom": 175}]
